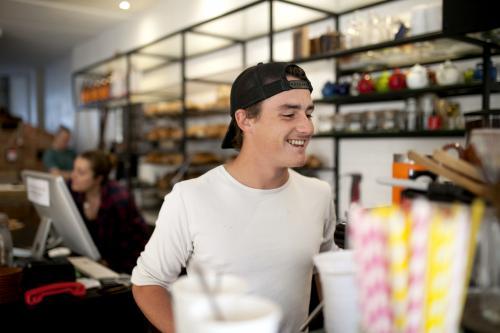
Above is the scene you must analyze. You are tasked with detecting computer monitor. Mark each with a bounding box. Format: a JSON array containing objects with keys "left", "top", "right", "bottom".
[{"left": 21, "top": 170, "right": 101, "bottom": 261}]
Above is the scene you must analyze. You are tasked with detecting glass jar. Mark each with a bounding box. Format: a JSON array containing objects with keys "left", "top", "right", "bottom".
[
  {"left": 318, "top": 114, "right": 334, "bottom": 134},
  {"left": 347, "top": 113, "right": 363, "bottom": 132},
  {"left": 0, "top": 213, "right": 13, "bottom": 267},
  {"left": 332, "top": 113, "right": 346, "bottom": 132},
  {"left": 382, "top": 110, "right": 397, "bottom": 131},
  {"left": 475, "top": 207, "right": 500, "bottom": 324},
  {"left": 364, "top": 111, "right": 378, "bottom": 131},
  {"left": 405, "top": 98, "right": 418, "bottom": 131}
]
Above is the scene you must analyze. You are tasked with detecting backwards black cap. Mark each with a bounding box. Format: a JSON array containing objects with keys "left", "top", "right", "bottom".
[{"left": 221, "top": 62, "right": 313, "bottom": 149}]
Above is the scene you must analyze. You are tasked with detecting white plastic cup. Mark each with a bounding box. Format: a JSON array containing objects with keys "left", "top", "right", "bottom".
[
  {"left": 190, "top": 295, "right": 282, "bottom": 333},
  {"left": 313, "top": 250, "right": 359, "bottom": 333},
  {"left": 171, "top": 274, "right": 248, "bottom": 333}
]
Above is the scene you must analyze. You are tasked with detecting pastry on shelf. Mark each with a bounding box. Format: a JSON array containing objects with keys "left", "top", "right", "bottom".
[
  {"left": 144, "top": 100, "right": 182, "bottom": 116},
  {"left": 146, "top": 127, "right": 183, "bottom": 141},
  {"left": 145, "top": 152, "right": 183, "bottom": 165},
  {"left": 190, "top": 152, "right": 221, "bottom": 165},
  {"left": 187, "top": 123, "right": 228, "bottom": 138},
  {"left": 304, "top": 155, "right": 323, "bottom": 169}
]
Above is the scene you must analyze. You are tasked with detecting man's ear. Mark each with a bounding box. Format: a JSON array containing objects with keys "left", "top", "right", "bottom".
[{"left": 234, "top": 109, "right": 252, "bottom": 133}]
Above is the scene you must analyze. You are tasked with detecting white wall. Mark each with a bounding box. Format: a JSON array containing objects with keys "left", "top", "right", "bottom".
[
  {"left": 44, "top": 55, "right": 74, "bottom": 133},
  {"left": 0, "top": 66, "right": 39, "bottom": 126},
  {"left": 71, "top": 0, "right": 254, "bottom": 70}
]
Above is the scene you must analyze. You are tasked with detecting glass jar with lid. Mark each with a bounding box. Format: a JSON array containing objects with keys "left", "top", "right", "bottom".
[
  {"left": 332, "top": 113, "right": 346, "bottom": 132},
  {"left": 381, "top": 110, "right": 397, "bottom": 131},
  {"left": 364, "top": 111, "right": 378, "bottom": 131},
  {"left": 347, "top": 112, "right": 363, "bottom": 132}
]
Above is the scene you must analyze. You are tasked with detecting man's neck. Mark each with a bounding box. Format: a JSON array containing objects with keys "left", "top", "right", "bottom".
[{"left": 224, "top": 151, "right": 289, "bottom": 190}]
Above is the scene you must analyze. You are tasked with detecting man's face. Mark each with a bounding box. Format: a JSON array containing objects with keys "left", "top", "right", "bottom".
[
  {"left": 245, "top": 86, "right": 314, "bottom": 168},
  {"left": 53, "top": 130, "right": 70, "bottom": 150}
]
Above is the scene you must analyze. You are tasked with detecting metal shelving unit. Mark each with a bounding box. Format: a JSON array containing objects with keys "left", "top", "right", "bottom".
[
  {"left": 315, "top": 129, "right": 466, "bottom": 139},
  {"left": 315, "top": 83, "right": 498, "bottom": 105},
  {"left": 73, "top": 0, "right": 499, "bottom": 217}
]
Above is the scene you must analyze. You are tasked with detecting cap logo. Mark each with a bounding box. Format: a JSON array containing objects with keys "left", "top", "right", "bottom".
[{"left": 289, "top": 80, "right": 311, "bottom": 89}]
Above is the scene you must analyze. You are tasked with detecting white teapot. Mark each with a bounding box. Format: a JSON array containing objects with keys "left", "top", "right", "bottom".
[
  {"left": 436, "top": 60, "right": 461, "bottom": 86},
  {"left": 407, "top": 63, "right": 429, "bottom": 89}
]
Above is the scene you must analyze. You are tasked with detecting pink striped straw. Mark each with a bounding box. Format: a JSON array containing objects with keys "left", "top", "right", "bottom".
[
  {"left": 405, "top": 199, "right": 431, "bottom": 333},
  {"left": 350, "top": 205, "right": 392, "bottom": 333}
]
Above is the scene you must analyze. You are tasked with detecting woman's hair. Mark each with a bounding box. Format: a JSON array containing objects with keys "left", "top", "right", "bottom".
[{"left": 79, "top": 150, "right": 112, "bottom": 183}]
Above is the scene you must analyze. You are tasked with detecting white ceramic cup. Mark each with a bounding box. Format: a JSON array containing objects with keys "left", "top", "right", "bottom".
[
  {"left": 314, "top": 250, "right": 359, "bottom": 333},
  {"left": 190, "top": 294, "right": 282, "bottom": 333},
  {"left": 171, "top": 273, "right": 248, "bottom": 333}
]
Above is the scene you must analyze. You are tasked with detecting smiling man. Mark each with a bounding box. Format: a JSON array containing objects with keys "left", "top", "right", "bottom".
[{"left": 131, "top": 62, "right": 336, "bottom": 333}]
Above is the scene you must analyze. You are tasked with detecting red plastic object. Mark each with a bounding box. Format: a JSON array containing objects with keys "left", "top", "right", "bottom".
[
  {"left": 427, "top": 115, "right": 442, "bottom": 130},
  {"left": 24, "top": 282, "right": 86, "bottom": 306},
  {"left": 389, "top": 68, "right": 407, "bottom": 90},
  {"left": 357, "top": 74, "right": 375, "bottom": 94}
]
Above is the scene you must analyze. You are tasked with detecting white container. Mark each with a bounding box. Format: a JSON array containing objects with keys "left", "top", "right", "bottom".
[
  {"left": 436, "top": 60, "right": 461, "bottom": 86},
  {"left": 407, "top": 64, "right": 429, "bottom": 89},
  {"left": 191, "top": 295, "right": 282, "bottom": 333},
  {"left": 171, "top": 274, "right": 248, "bottom": 333},
  {"left": 313, "top": 250, "right": 359, "bottom": 333}
]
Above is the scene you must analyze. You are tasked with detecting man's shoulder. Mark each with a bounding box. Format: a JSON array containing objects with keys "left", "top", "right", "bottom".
[
  {"left": 290, "top": 169, "right": 331, "bottom": 193},
  {"left": 171, "top": 166, "right": 223, "bottom": 194}
]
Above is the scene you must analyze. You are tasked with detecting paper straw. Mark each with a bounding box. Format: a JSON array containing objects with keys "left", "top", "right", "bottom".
[
  {"left": 387, "top": 206, "right": 409, "bottom": 332},
  {"left": 351, "top": 206, "right": 392, "bottom": 333},
  {"left": 406, "top": 199, "right": 431, "bottom": 333},
  {"left": 463, "top": 200, "right": 486, "bottom": 295},
  {"left": 445, "top": 204, "right": 469, "bottom": 332},
  {"left": 349, "top": 204, "right": 370, "bottom": 329}
]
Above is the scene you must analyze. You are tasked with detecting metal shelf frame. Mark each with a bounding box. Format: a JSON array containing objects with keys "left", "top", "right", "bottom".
[{"left": 72, "top": 0, "right": 498, "bottom": 217}]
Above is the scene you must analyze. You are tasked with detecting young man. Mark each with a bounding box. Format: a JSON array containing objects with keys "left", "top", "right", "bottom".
[
  {"left": 131, "top": 62, "right": 335, "bottom": 333},
  {"left": 42, "top": 125, "right": 76, "bottom": 180}
]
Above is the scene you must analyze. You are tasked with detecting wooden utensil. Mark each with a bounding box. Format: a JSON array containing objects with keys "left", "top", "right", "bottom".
[
  {"left": 408, "top": 150, "right": 491, "bottom": 200},
  {"left": 432, "top": 149, "right": 485, "bottom": 183}
]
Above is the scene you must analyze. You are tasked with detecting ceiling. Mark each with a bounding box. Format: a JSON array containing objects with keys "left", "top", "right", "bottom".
[{"left": 0, "top": 0, "right": 159, "bottom": 67}]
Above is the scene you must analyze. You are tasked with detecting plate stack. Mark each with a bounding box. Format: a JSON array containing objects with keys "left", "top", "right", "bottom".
[{"left": 0, "top": 267, "right": 23, "bottom": 304}]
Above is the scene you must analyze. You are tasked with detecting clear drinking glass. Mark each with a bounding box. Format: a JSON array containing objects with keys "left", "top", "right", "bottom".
[
  {"left": 470, "top": 128, "right": 500, "bottom": 324},
  {"left": 476, "top": 207, "right": 500, "bottom": 324}
]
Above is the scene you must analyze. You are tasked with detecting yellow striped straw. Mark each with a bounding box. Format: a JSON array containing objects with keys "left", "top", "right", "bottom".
[
  {"left": 386, "top": 206, "right": 409, "bottom": 333},
  {"left": 424, "top": 207, "right": 456, "bottom": 333}
]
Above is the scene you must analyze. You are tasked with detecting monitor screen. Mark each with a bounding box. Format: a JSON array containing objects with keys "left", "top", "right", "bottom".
[{"left": 21, "top": 170, "right": 100, "bottom": 261}]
